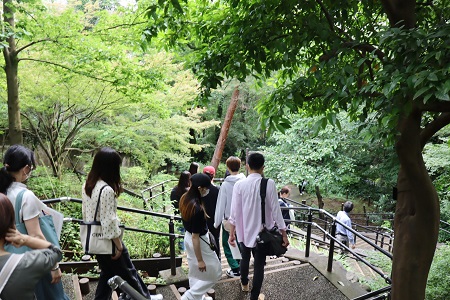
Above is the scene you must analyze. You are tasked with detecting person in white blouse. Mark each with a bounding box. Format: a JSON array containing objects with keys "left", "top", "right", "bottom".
[
  {"left": 0, "top": 144, "right": 69, "bottom": 300},
  {"left": 82, "top": 147, "right": 150, "bottom": 300}
]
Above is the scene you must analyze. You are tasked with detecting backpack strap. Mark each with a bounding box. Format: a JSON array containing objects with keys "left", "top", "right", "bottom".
[
  {"left": 260, "top": 178, "right": 268, "bottom": 228},
  {"left": 13, "top": 190, "right": 27, "bottom": 224},
  {"left": 0, "top": 254, "right": 24, "bottom": 295}
]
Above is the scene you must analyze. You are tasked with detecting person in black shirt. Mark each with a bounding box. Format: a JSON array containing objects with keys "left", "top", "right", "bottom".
[
  {"left": 179, "top": 173, "right": 221, "bottom": 300},
  {"left": 171, "top": 171, "right": 191, "bottom": 251},
  {"left": 171, "top": 171, "right": 191, "bottom": 214},
  {"left": 201, "top": 166, "right": 221, "bottom": 259}
]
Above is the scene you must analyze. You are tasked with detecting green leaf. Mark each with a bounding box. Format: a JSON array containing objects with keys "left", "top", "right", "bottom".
[
  {"left": 413, "top": 87, "right": 431, "bottom": 100},
  {"left": 428, "top": 73, "right": 439, "bottom": 81}
]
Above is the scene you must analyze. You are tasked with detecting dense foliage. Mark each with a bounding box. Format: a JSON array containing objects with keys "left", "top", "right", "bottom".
[{"left": 426, "top": 244, "right": 450, "bottom": 300}]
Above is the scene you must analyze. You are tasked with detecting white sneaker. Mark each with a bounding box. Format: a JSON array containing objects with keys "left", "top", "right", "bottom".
[{"left": 226, "top": 269, "right": 240, "bottom": 278}]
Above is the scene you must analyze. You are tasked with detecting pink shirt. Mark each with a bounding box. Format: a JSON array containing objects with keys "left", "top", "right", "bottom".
[{"left": 229, "top": 173, "right": 286, "bottom": 248}]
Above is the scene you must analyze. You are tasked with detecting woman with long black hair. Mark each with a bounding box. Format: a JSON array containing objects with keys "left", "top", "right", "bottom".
[
  {"left": 179, "top": 173, "right": 221, "bottom": 300},
  {"left": 171, "top": 170, "right": 191, "bottom": 214},
  {"left": 82, "top": 147, "right": 150, "bottom": 300}
]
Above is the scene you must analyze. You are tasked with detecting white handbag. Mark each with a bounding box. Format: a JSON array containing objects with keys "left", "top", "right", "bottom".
[{"left": 80, "top": 185, "right": 124, "bottom": 255}]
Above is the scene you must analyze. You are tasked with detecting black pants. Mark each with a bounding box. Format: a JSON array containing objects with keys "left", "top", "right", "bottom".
[
  {"left": 94, "top": 244, "right": 150, "bottom": 300},
  {"left": 240, "top": 242, "right": 267, "bottom": 300}
]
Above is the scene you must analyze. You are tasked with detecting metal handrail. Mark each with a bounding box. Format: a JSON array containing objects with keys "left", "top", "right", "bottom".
[
  {"left": 108, "top": 276, "right": 147, "bottom": 300},
  {"left": 140, "top": 179, "right": 176, "bottom": 210},
  {"left": 281, "top": 205, "right": 393, "bottom": 298},
  {"left": 43, "top": 197, "right": 182, "bottom": 276},
  {"left": 352, "top": 286, "right": 392, "bottom": 300},
  {"left": 284, "top": 206, "right": 393, "bottom": 258}
]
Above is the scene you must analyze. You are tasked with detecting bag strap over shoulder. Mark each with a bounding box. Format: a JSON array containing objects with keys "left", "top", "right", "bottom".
[
  {"left": 13, "top": 190, "right": 27, "bottom": 224},
  {"left": 260, "top": 178, "right": 268, "bottom": 227},
  {"left": 0, "top": 254, "right": 24, "bottom": 295},
  {"left": 93, "top": 185, "right": 109, "bottom": 222}
]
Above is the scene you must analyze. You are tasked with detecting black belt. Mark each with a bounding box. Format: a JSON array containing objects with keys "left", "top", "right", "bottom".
[{"left": 336, "top": 232, "right": 346, "bottom": 236}]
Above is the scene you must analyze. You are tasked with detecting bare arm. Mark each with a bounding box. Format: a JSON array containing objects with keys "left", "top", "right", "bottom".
[
  {"left": 228, "top": 224, "right": 236, "bottom": 247},
  {"left": 192, "top": 233, "right": 206, "bottom": 272},
  {"left": 24, "top": 216, "right": 46, "bottom": 240},
  {"left": 6, "top": 228, "right": 51, "bottom": 249}
]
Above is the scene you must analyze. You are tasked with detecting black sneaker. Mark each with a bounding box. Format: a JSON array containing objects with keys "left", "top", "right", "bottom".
[{"left": 226, "top": 269, "right": 240, "bottom": 278}]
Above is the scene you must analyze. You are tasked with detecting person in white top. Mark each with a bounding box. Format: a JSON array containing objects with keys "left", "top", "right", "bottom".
[
  {"left": 336, "top": 201, "right": 356, "bottom": 249},
  {"left": 82, "top": 147, "right": 150, "bottom": 300},
  {"left": 0, "top": 144, "right": 69, "bottom": 300},
  {"left": 213, "top": 156, "right": 245, "bottom": 278},
  {"left": 228, "top": 152, "right": 289, "bottom": 300}
]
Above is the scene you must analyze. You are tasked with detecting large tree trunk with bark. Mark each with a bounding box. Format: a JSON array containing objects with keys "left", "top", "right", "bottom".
[
  {"left": 392, "top": 107, "right": 440, "bottom": 300},
  {"left": 210, "top": 87, "right": 239, "bottom": 170},
  {"left": 3, "top": 0, "right": 22, "bottom": 145}
]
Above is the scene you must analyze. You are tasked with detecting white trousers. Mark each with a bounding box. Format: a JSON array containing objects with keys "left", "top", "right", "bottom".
[{"left": 181, "top": 231, "right": 222, "bottom": 300}]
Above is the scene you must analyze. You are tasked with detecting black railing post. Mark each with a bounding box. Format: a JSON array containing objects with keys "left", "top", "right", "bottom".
[
  {"left": 162, "top": 184, "right": 166, "bottom": 213},
  {"left": 327, "top": 222, "right": 337, "bottom": 272},
  {"left": 374, "top": 229, "right": 380, "bottom": 250},
  {"left": 149, "top": 190, "right": 154, "bottom": 210},
  {"left": 305, "top": 210, "right": 312, "bottom": 257},
  {"left": 388, "top": 233, "right": 393, "bottom": 253},
  {"left": 169, "top": 216, "right": 176, "bottom": 276},
  {"left": 323, "top": 215, "right": 328, "bottom": 242}
]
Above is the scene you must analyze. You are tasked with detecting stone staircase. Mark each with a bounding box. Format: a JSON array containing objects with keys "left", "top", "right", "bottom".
[{"left": 65, "top": 240, "right": 389, "bottom": 300}]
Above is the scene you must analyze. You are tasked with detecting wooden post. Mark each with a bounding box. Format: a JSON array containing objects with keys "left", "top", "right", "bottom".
[
  {"left": 207, "top": 289, "right": 216, "bottom": 299},
  {"left": 178, "top": 287, "right": 187, "bottom": 295},
  {"left": 147, "top": 285, "right": 157, "bottom": 295},
  {"left": 79, "top": 277, "right": 90, "bottom": 295},
  {"left": 210, "top": 87, "right": 240, "bottom": 170}
]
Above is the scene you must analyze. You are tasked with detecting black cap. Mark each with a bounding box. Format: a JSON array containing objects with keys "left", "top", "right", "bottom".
[{"left": 190, "top": 173, "right": 212, "bottom": 188}]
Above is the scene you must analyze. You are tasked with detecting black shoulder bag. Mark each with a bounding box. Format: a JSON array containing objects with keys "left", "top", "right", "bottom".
[
  {"left": 256, "top": 178, "right": 287, "bottom": 256},
  {"left": 200, "top": 231, "right": 218, "bottom": 252}
]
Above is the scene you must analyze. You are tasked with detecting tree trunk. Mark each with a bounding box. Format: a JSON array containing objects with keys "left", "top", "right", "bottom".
[
  {"left": 210, "top": 87, "right": 239, "bottom": 170},
  {"left": 3, "top": 0, "right": 22, "bottom": 145},
  {"left": 392, "top": 107, "right": 440, "bottom": 300}
]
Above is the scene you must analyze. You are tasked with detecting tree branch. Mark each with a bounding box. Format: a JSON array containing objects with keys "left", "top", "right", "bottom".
[
  {"left": 314, "top": 0, "right": 336, "bottom": 34},
  {"left": 18, "top": 58, "right": 117, "bottom": 84},
  {"left": 16, "top": 38, "right": 52, "bottom": 55},
  {"left": 420, "top": 112, "right": 450, "bottom": 148},
  {"left": 380, "top": 0, "right": 417, "bottom": 29},
  {"left": 320, "top": 41, "right": 385, "bottom": 62}
]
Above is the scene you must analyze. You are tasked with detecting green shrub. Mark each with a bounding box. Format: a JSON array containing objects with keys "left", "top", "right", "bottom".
[
  {"left": 120, "top": 211, "right": 181, "bottom": 258},
  {"left": 361, "top": 250, "right": 392, "bottom": 291},
  {"left": 426, "top": 243, "right": 450, "bottom": 300},
  {"left": 122, "top": 166, "right": 149, "bottom": 191},
  {"left": 28, "top": 167, "right": 180, "bottom": 260},
  {"left": 28, "top": 166, "right": 84, "bottom": 199}
]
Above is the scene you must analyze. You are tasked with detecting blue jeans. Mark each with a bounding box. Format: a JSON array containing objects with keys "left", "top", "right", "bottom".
[{"left": 239, "top": 242, "right": 267, "bottom": 300}]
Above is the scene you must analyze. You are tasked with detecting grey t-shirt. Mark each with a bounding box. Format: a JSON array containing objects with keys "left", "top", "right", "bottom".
[{"left": 0, "top": 247, "right": 62, "bottom": 300}]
